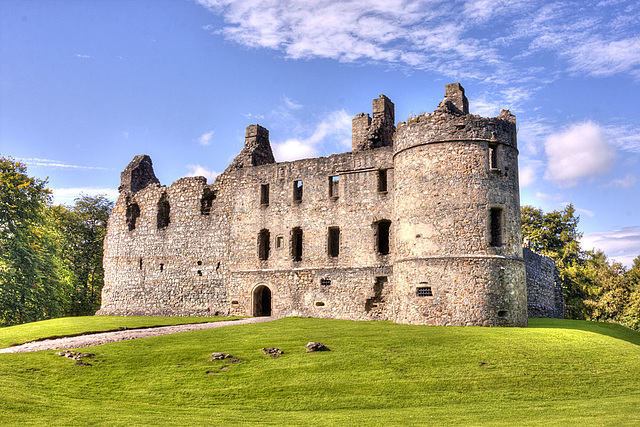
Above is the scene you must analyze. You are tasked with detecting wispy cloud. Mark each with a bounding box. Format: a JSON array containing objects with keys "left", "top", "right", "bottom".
[
  {"left": 197, "top": 0, "right": 640, "bottom": 82},
  {"left": 75, "top": 53, "right": 91, "bottom": 59},
  {"left": 544, "top": 121, "right": 616, "bottom": 188},
  {"left": 185, "top": 164, "right": 219, "bottom": 183},
  {"left": 582, "top": 226, "right": 640, "bottom": 268},
  {"left": 605, "top": 174, "right": 637, "bottom": 189},
  {"left": 198, "top": 130, "right": 215, "bottom": 146},
  {"left": 19, "top": 158, "right": 108, "bottom": 170},
  {"left": 51, "top": 187, "right": 118, "bottom": 205},
  {"left": 272, "top": 110, "right": 351, "bottom": 162}
]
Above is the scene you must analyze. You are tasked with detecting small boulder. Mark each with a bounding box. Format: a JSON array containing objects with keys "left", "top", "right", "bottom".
[
  {"left": 211, "top": 352, "right": 233, "bottom": 360},
  {"left": 306, "top": 342, "right": 328, "bottom": 352},
  {"left": 262, "top": 347, "right": 283, "bottom": 358}
]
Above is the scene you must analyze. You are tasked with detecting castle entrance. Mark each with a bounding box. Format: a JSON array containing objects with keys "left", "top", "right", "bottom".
[{"left": 252, "top": 285, "right": 272, "bottom": 317}]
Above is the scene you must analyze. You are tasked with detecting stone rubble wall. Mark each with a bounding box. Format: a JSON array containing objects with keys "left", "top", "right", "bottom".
[{"left": 523, "top": 248, "right": 565, "bottom": 318}]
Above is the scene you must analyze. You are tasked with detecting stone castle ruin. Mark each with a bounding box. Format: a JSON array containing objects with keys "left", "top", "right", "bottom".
[{"left": 97, "top": 83, "right": 564, "bottom": 326}]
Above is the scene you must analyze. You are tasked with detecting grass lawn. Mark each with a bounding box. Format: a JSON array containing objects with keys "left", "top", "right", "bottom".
[
  {"left": 0, "top": 317, "right": 639, "bottom": 426},
  {"left": 0, "top": 315, "right": 241, "bottom": 348}
]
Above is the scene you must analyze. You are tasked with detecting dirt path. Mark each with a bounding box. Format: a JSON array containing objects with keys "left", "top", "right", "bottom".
[{"left": 0, "top": 317, "right": 275, "bottom": 354}]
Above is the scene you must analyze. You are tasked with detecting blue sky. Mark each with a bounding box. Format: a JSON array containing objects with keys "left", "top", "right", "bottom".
[{"left": 1, "top": 0, "right": 639, "bottom": 266}]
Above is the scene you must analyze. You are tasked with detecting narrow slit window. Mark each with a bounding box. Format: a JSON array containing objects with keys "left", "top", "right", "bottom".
[
  {"left": 489, "top": 143, "right": 499, "bottom": 170},
  {"left": 376, "top": 220, "right": 391, "bottom": 255},
  {"left": 328, "top": 226, "right": 340, "bottom": 257},
  {"left": 276, "top": 235, "right": 284, "bottom": 249},
  {"left": 329, "top": 175, "right": 339, "bottom": 198},
  {"left": 378, "top": 169, "right": 388, "bottom": 192},
  {"left": 260, "top": 184, "right": 269, "bottom": 206},
  {"left": 201, "top": 188, "right": 217, "bottom": 215},
  {"left": 292, "top": 227, "right": 303, "bottom": 262},
  {"left": 490, "top": 208, "right": 503, "bottom": 247},
  {"left": 258, "top": 229, "right": 270, "bottom": 261},
  {"left": 293, "top": 180, "right": 303, "bottom": 202},
  {"left": 126, "top": 202, "right": 140, "bottom": 231},
  {"left": 157, "top": 193, "right": 170, "bottom": 230}
]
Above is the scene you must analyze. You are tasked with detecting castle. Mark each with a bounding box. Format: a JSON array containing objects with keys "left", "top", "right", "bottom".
[{"left": 97, "top": 83, "right": 564, "bottom": 326}]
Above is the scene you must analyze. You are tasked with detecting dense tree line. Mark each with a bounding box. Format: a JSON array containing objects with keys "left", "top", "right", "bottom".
[
  {"left": 0, "top": 157, "right": 112, "bottom": 326},
  {"left": 522, "top": 205, "right": 640, "bottom": 330}
]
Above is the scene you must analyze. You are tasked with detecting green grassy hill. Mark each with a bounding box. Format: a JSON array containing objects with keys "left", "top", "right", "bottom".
[{"left": 1, "top": 317, "right": 639, "bottom": 426}]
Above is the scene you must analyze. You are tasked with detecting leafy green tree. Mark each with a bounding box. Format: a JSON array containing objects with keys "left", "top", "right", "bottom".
[
  {"left": 621, "top": 256, "right": 640, "bottom": 330},
  {"left": 49, "top": 195, "right": 113, "bottom": 315},
  {"left": 0, "top": 157, "right": 69, "bottom": 326}
]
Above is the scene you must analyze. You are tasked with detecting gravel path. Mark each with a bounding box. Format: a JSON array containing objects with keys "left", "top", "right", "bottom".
[{"left": 0, "top": 317, "right": 275, "bottom": 354}]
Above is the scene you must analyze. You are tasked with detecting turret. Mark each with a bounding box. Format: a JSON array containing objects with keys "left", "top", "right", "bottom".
[{"left": 391, "top": 83, "right": 526, "bottom": 326}]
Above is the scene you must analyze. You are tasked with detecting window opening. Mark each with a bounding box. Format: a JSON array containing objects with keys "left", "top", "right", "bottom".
[
  {"left": 258, "top": 229, "right": 270, "bottom": 261},
  {"left": 260, "top": 184, "right": 269, "bottom": 206},
  {"left": 200, "top": 188, "right": 217, "bottom": 215},
  {"left": 490, "top": 208, "right": 503, "bottom": 247},
  {"left": 197, "top": 270, "right": 202, "bottom": 276},
  {"left": 329, "top": 175, "right": 339, "bottom": 198},
  {"left": 139, "top": 258, "right": 142, "bottom": 270},
  {"left": 489, "top": 143, "right": 499, "bottom": 170},
  {"left": 320, "top": 278, "right": 331, "bottom": 286},
  {"left": 156, "top": 193, "right": 170, "bottom": 230},
  {"left": 292, "top": 227, "right": 303, "bottom": 262},
  {"left": 376, "top": 220, "right": 391, "bottom": 255},
  {"left": 126, "top": 202, "right": 140, "bottom": 231},
  {"left": 315, "top": 302, "right": 325, "bottom": 307},
  {"left": 378, "top": 169, "right": 388, "bottom": 192},
  {"left": 159, "top": 263, "right": 164, "bottom": 272},
  {"left": 276, "top": 235, "right": 284, "bottom": 249},
  {"left": 498, "top": 310, "right": 509, "bottom": 318},
  {"left": 293, "top": 180, "right": 303, "bottom": 202},
  {"left": 366, "top": 276, "right": 387, "bottom": 312},
  {"left": 417, "top": 286, "right": 433, "bottom": 297},
  {"left": 328, "top": 227, "right": 340, "bottom": 257}
]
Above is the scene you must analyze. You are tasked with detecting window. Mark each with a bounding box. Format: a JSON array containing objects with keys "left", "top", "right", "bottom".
[
  {"left": 376, "top": 220, "right": 391, "bottom": 255},
  {"left": 489, "top": 143, "right": 499, "bottom": 170},
  {"left": 490, "top": 208, "right": 503, "bottom": 247},
  {"left": 201, "top": 188, "right": 217, "bottom": 215},
  {"left": 378, "top": 169, "right": 388, "bottom": 192},
  {"left": 126, "top": 202, "right": 140, "bottom": 231},
  {"left": 292, "top": 227, "right": 303, "bottom": 261},
  {"left": 293, "top": 180, "right": 303, "bottom": 202},
  {"left": 159, "top": 263, "right": 164, "bottom": 272},
  {"left": 329, "top": 175, "right": 339, "bottom": 198},
  {"left": 258, "top": 229, "right": 270, "bottom": 260},
  {"left": 320, "top": 278, "right": 331, "bottom": 286},
  {"left": 260, "top": 184, "right": 269, "bottom": 206},
  {"left": 328, "top": 227, "right": 340, "bottom": 257},
  {"left": 157, "top": 193, "right": 170, "bottom": 230},
  {"left": 276, "top": 235, "right": 284, "bottom": 249},
  {"left": 315, "top": 301, "right": 325, "bottom": 307},
  {"left": 417, "top": 286, "right": 433, "bottom": 297}
]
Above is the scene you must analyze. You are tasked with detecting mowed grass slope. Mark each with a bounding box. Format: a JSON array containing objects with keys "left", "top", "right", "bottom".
[{"left": 1, "top": 317, "right": 639, "bottom": 426}]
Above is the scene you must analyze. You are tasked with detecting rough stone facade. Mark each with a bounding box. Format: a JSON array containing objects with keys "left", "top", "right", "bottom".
[
  {"left": 98, "top": 83, "right": 561, "bottom": 326},
  {"left": 523, "top": 248, "right": 565, "bottom": 318}
]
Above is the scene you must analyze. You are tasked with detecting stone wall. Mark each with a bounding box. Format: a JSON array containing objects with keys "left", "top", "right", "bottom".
[
  {"left": 523, "top": 248, "right": 564, "bottom": 318},
  {"left": 99, "top": 83, "right": 552, "bottom": 326}
]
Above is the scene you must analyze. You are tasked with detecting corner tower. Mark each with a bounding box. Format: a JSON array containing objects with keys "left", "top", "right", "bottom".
[{"left": 391, "top": 83, "right": 526, "bottom": 326}]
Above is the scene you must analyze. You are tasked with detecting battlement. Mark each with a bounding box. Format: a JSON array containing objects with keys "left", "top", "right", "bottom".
[{"left": 352, "top": 94, "right": 395, "bottom": 152}]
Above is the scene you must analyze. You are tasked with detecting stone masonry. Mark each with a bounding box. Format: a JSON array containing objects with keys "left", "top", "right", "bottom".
[{"left": 97, "top": 83, "right": 562, "bottom": 326}]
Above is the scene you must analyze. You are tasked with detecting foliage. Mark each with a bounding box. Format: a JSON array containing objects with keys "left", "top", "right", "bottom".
[
  {"left": 0, "top": 157, "right": 67, "bottom": 326},
  {"left": 1, "top": 317, "right": 639, "bottom": 426},
  {"left": 522, "top": 205, "right": 640, "bottom": 329},
  {"left": 49, "top": 195, "right": 113, "bottom": 316}
]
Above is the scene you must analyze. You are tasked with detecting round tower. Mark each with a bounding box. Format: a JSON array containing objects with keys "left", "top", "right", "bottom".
[{"left": 391, "top": 83, "right": 526, "bottom": 326}]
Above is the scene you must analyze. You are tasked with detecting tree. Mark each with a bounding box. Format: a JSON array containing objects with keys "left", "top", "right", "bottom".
[
  {"left": 0, "top": 157, "right": 68, "bottom": 326},
  {"left": 49, "top": 195, "right": 113, "bottom": 316}
]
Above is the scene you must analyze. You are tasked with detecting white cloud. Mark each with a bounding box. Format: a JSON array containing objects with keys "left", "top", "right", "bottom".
[
  {"left": 535, "top": 191, "right": 563, "bottom": 201},
  {"left": 75, "top": 54, "right": 91, "bottom": 58},
  {"left": 605, "top": 174, "right": 637, "bottom": 189},
  {"left": 544, "top": 121, "right": 616, "bottom": 188},
  {"left": 517, "top": 118, "right": 552, "bottom": 157},
  {"left": 198, "top": 130, "right": 215, "bottom": 146},
  {"left": 283, "top": 97, "right": 302, "bottom": 110},
  {"left": 197, "top": 0, "right": 640, "bottom": 83},
  {"left": 582, "top": 226, "right": 640, "bottom": 268},
  {"left": 18, "top": 158, "right": 108, "bottom": 170},
  {"left": 272, "top": 110, "right": 351, "bottom": 162},
  {"left": 519, "top": 165, "right": 537, "bottom": 188},
  {"left": 185, "top": 165, "right": 219, "bottom": 183},
  {"left": 52, "top": 187, "right": 119, "bottom": 205}
]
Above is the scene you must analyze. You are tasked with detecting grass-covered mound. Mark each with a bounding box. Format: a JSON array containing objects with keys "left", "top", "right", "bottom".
[{"left": 1, "top": 317, "right": 639, "bottom": 426}]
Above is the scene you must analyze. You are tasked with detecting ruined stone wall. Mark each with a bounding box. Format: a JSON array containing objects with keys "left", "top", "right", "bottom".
[
  {"left": 99, "top": 83, "right": 553, "bottom": 326},
  {"left": 523, "top": 248, "right": 564, "bottom": 318}
]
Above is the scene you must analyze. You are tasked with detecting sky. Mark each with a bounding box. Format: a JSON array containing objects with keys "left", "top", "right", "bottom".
[{"left": 1, "top": 0, "right": 639, "bottom": 267}]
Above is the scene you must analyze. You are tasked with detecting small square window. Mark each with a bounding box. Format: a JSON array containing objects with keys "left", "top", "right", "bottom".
[
  {"left": 320, "top": 278, "right": 331, "bottom": 286},
  {"left": 329, "top": 175, "right": 339, "bottom": 198},
  {"left": 417, "top": 286, "right": 433, "bottom": 297},
  {"left": 276, "top": 235, "right": 284, "bottom": 249}
]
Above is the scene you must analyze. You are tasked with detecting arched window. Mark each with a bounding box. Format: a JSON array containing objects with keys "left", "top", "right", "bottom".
[{"left": 126, "top": 202, "right": 140, "bottom": 231}]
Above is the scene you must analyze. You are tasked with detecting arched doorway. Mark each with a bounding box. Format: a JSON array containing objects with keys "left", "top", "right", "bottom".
[{"left": 253, "top": 285, "right": 272, "bottom": 317}]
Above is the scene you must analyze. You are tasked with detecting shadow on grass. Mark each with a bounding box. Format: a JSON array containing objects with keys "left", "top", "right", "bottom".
[{"left": 528, "top": 318, "right": 640, "bottom": 346}]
